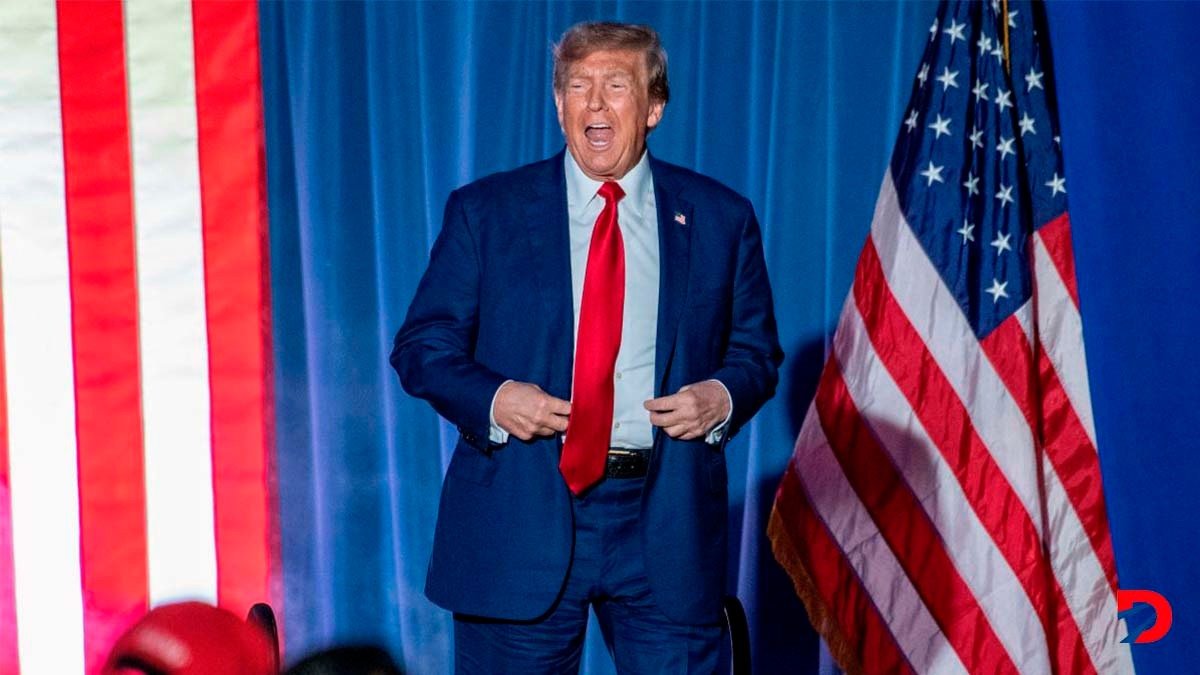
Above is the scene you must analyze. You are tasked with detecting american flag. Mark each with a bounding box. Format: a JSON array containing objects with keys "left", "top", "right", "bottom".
[
  {"left": 0, "top": 1, "right": 277, "bottom": 672},
  {"left": 768, "top": 1, "right": 1133, "bottom": 673}
]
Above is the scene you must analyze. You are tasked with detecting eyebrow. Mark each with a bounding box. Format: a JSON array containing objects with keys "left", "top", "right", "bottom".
[{"left": 569, "top": 66, "right": 635, "bottom": 80}]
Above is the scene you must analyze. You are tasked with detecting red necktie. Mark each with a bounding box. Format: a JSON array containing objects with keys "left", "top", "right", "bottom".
[{"left": 560, "top": 181, "right": 625, "bottom": 495}]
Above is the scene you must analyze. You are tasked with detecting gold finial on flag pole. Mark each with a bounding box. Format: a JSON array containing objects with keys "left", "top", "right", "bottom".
[{"left": 1001, "top": 0, "right": 1012, "bottom": 74}]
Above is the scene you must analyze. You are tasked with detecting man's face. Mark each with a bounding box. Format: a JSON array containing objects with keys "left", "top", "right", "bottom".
[{"left": 555, "top": 49, "right": 665, "bottom": 182}]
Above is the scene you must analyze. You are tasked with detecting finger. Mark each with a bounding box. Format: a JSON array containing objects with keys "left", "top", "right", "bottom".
[
  {"left": 679, "top": 428, "right": 705, "bottom": 441},
  {"left": 545, "top": 415, "right": 569, "bottom": 433},
  {"left": 664, "top": 423, "right": 691, "bottom": 438},
  {"left": 546, "top": 396, "right": 571, "bottom": 415},
  {"left": 534, "top": 425, "right": 560, "bottom": 437},
  {"left": 649, "top": 410, "right": 685, "bottom": 427},
  {"left": 644, "top": 393, "right": 682, "bottom": 412}
]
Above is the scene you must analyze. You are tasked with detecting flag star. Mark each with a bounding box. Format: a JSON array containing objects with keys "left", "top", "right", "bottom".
[
  {"left": 996, "top": 184, "right": 1014, "bottom": 206},
  {"left": 1025, "top": 67, "right": 1045, "bottom": 92},
  {"left": 991, "top": 44, "right": 1004, "bottom": 63},
  {"left": 977, "top": 34, "right": 993, "bottom": 55},
  {"left": 986, "top": 278, "right": 1009, "bottom": 303},
  {"left": 990, "top": 231, "right": 1013, "bottom": 255},
  {"left": 930, "top": 18, "right": 939, "bottom": 42},
  {"left": 963, "top": 172, "right": 980, "bottom": 196},
  {"left": 1054, "top": 135, "right": 1062, "bottom": 146},
  {"left": 937, "top": 66, "right": 960, "bottom": 90},
  {"left": 917, "top": 63, "right": 930, "bottom": 86},
  {"left": 958, "top": 220, "right": 976, "bottom": 243},
  {"left": 1008, "top": 10, "right": 1019, "bottom": 28},
  {"left": 944, "top": 19, "right": 967, "bottom": 43},
  {"left": 996, "top": 136, "right": 1015, "bottom": 159},
  {"left": 1019, "top": 112, "right": 1037, "bottom": 136},
  {"left": 920, "top": 161, "right": 946, "bottom": 186},
  {"left": 995, "top": 89, "right": 1013, "bottom": 112},
  {"left": 972, "top": 79, "right": 990, "bottom": 101},
  {"left": 1046, "top": 172, "right": 1067, "bottom": 196},
  {"left": 905, "top": 109, "right": 919, "bottom": 132},
  {"left": 991, "top": 0, "right": 1000, "bottom": 13},
  {"left": 928, "top": 114, "right": 952, "bottom": 138},
  {"left": 969, "top": 128, "right": 985, "bottom": 149}
]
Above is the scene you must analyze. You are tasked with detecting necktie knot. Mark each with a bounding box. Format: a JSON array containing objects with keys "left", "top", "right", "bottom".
[{"left": 598, "top": 181, "right": 625, "bottom": 204}]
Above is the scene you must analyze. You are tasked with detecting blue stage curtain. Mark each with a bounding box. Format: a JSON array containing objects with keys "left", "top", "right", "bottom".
[{"left": 259, "top": 2, "right": 1200, "bottom": 674}]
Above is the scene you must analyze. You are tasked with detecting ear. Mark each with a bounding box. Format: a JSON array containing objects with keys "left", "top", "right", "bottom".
[
  {"left": 554, "top": 91, "right": 566, "bottom": 132},
  {"left": 646, "top": 100, "right": 665, "bottom": 130}
]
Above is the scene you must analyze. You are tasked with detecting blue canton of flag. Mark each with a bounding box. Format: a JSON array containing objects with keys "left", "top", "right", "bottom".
[{"left": 892, "top": 0, "right": 1066, "bottom": 337}]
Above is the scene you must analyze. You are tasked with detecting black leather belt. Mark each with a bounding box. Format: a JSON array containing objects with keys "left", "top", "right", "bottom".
[{"left": 606, "top": 447, "right": 650, "bottom": 479}]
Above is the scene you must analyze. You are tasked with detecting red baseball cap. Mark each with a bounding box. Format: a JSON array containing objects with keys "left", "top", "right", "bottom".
[{"left": 102, "top": 601, "right": 276, "bottom": 675}]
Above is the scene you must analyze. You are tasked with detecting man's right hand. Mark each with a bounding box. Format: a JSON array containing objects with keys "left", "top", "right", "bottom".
[{"left": 493, "top": 381, "right": 571, "bottom": 441}]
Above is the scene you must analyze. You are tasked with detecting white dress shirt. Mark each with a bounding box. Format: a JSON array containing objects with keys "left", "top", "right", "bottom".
[{"left": 489, "top": 150, "right": 730, "bottom": 446}]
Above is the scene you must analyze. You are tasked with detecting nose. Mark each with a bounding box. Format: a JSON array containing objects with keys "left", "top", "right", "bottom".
[{"left": 586, "top": 84, "right": 605, "bottom": 112}]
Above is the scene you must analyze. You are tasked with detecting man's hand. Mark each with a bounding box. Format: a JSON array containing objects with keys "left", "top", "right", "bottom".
[
  {"left": 493, "top": 381, "right": 571, "bottom": 442},
  {"left": 644, "top": 380, "right": 730, "bottom": 440}
]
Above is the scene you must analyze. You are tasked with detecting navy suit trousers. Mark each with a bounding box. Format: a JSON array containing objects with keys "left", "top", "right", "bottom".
[{"left": 452, "top": 475, "right": 723, "bottom": 674}]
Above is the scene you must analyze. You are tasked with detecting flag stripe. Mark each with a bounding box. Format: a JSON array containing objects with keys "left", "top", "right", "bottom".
[
  {"left": 770, "top": 470, "right": 917, "bottom": 675},
  {"left": 1040, "top": 448, "right": 1127, "bottom": 671},
  {"left": 854, "top": 235, "right": 1099, "bottom": 674},
  {"left": 977, "top": 251, "right": 1120, "bottom": 667},
  {"left": 1032, "top": 229, "right": 1113, "bottom": 580},
  {"left": 815, "top": 354, "right": 1020, "bottom": 674},
  {"left": 1032, "top": 230, "right": 1097, "bottom": 447},
  {"left": 191, "top": 0, "right": 278, "bottom": 615},
  {"left": 0, "top": 223, "right": 19, "bottom": 670},
  {"left": 832, "top": 295, "right": 1053, "bottom": 672},
  {"left": 780, "top": 402, "right": 966, "bottom": 675},
  {"left": 978, "top": 314, "right": 1112, "bottom": 672},
  {"left": 1036, "top": 214, "right": 1080, "bottom": 310},
  {"left": 978, "top": 310, "right": 1038, "bottom": 430},
  {"left": 125, "top": 0, "right": 219, "bottom": 605},
  {"left": 56, "top": 1, "right": 151, "bottom": 670},
  {"left": 1037, "top": 350, "right": 1117, "bottom": 589},
  {"left": 0, "top": 2, "right": 87, "bottom": 671}
]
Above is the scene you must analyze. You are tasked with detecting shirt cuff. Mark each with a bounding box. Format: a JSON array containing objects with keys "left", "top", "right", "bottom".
[
  {"left": 704, "top": 379, "right": 733, "bottom": 445},
  {"left": 488, "top": 380, "right": 514, "bottom": 445}
]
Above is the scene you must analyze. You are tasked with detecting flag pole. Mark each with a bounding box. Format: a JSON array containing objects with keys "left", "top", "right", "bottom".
[{"left": 1001, "top": 0, "right": 1012, "bottom": 73}]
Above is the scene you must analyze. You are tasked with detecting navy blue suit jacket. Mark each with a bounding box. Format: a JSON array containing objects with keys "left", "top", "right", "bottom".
[{"left": 391, "top": 149, "right": 782, "bottom": 625}]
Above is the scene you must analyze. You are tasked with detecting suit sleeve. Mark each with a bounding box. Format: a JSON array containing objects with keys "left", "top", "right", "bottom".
[
  {"left": 709, "top": 205, "right": 784, "bottom": 441},
  {"left": 391, "top": 189, "right": 508, "bottom": 448}
]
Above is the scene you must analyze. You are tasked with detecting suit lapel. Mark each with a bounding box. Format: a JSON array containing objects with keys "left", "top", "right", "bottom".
[
  {"left": 650, "top": 157, "right": 694, "bottom": 397},
  {"left": 519, "top": 150, "right": 574, "bottom": 400}
]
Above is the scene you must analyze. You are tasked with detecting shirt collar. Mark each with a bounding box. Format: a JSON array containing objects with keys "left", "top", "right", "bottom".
[{"left": 564, "top": 149, "right": 653, "bottom": 216}]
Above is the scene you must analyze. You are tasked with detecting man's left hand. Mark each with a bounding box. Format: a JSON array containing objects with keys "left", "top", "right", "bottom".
[{"left": 644, "top": 380, "right": 730, "bottom": 440}]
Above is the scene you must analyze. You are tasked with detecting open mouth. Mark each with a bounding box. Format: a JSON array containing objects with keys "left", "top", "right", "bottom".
[{"left": 584, "top": 123, "right": 614, "bottom": 148}]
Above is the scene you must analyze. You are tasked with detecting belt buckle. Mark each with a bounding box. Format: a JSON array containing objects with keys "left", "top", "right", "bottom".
[{"left": 606, "top": 448, "right": 648, "bottom": 479}]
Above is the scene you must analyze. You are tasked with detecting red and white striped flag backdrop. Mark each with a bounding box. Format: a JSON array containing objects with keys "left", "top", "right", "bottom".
[
  {"left": 770, "top": 1, "right": 1132, "bottom": 673},
  {"left": 0, "top": 1, "right": 277, "bottom": 672}
]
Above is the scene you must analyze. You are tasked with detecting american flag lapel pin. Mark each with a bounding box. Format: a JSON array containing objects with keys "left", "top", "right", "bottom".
[{"left": 674, "top": 211, "right": 687, "bottom": 226}]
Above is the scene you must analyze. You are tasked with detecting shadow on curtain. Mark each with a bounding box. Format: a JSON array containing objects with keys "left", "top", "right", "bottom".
[{"left": 259, "top": 2, "right": 928, "bottom": 673}]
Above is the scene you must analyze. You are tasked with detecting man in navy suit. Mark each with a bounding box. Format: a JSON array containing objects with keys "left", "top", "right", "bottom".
[{"left": 392, "top": 21, "right": 781, "bottom": 673}]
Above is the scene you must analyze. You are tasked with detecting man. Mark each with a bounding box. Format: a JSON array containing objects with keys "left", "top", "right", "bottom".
[{"left": 392, "top": 21, "right": 781, "bottom": 673}]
